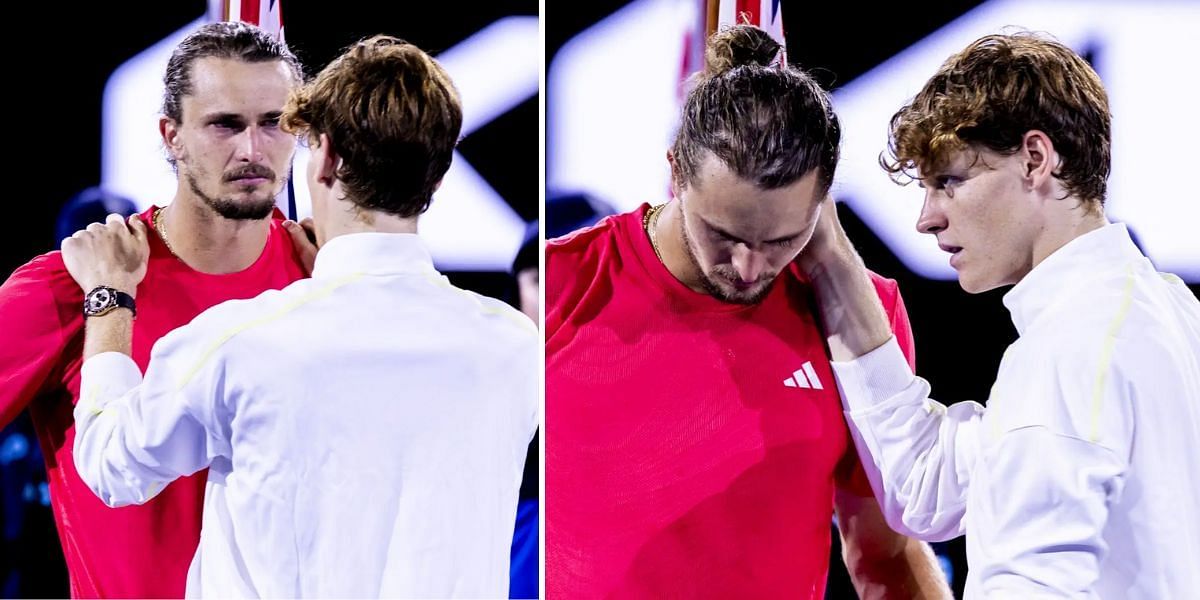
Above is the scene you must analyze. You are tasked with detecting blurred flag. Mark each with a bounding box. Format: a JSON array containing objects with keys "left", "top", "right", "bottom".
[
  {"left": 681, "top": 0, "right": 786, "bottom": 98},
  {"left": 707, "top": 0, "right": 784, "bottom": 46},
  {"left": 213, "top": 0, "right": 285, "bottom": 40}
]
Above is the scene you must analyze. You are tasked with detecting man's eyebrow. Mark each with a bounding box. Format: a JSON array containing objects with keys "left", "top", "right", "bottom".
[
  {"left": 202, "top": 112, "right": 245, "bottom": 123},
  {"left": 201, "top": 111, "right": 284, "bottom": 123}
]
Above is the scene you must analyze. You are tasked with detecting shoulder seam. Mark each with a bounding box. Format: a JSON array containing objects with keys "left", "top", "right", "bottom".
[{"left": 174, "top": 273, "right": 364, "bottom": 390}]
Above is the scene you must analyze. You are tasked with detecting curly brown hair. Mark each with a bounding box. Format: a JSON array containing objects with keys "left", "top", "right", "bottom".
[
  {"left": 671, "top": 25, "right": 840, "bottom": 194},
  {"left": 883, "top": 31, "right": 1110, "bottom": 204},
  {"left": 282, "top": 35, "right": 462, "bottom": 218}
]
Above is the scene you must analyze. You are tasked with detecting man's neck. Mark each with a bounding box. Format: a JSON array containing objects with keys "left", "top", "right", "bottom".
[
  {"left": 651, "top": 201, "right": 707, "bottom": 294},
  {"left": 158, "top": 196, "right": 271, "bottom": 275},
  {"left": 1029, "top": 201, "right": 1108, "bottom": 273},
  {"left": 320, "top": 198, "right": 418, "bottom": 246}
]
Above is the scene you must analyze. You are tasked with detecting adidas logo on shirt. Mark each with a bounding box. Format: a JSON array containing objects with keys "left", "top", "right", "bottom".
[{"left": 783, "top": 361, "right": 823, "bottom": 390}]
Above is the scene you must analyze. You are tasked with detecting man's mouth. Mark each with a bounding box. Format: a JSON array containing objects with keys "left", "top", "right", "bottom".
[
  {"left": 939, "top": 243, "right": 964, "bottom": 268},
  {"left": 230, "top": 176, "right": 269, "bottom": 185}
]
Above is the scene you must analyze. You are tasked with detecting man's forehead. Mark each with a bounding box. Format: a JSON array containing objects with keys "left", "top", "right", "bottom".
[
  {"left": 186, "top": 57, "right": 296, "bottom": 95},
  {"left": 180, "top": 58, "right": 294, "bottom": 117}
]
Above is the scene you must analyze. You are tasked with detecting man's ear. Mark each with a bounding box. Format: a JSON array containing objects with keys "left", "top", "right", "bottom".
[
  {"left": 1020, "top": 129, "right": 1060, "bottom": 192},
  {"left": 314, "top": 133, "right": 339, "bottom": 186},
  {"left": 160, "top": 116, "right": 184, "bottom": 163},
  {"left": 667, "top": 150, "right": 684, "bottom": 200}
]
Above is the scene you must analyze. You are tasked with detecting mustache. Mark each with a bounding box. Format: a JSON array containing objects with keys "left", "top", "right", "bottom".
[{"left": 224, "top": 165, "right": 276, "bottom": 182}]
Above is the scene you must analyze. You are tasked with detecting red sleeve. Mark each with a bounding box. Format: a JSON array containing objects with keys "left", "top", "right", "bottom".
[
  {"left": 544, "top": 218, "right": 613, "bottom": 345},
  {"left": 544, "top": 237, "right": 575, "bottom": 343},
  {"left": 0, "top": 253, "right": 78, "bottom": 427},
  {"left": 872, "top": 274, "right": 916, "bottom": 371},
  {"left": 836, "top": 272, "right": 916, "bottom": 496}
]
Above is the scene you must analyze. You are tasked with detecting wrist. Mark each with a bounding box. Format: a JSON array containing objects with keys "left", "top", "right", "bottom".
[
  {"left": 800, "top": 229, "right": 858, "bottom": 276},
  {"left": 83, "top": 286, "right": 138, "bottom": 318},
  {"left": 100, "top": 279, "right": 138, "bottom": 299},
  {"left": 81, "top": 280, "right": 137, "bottom": 298},
  {"left": 815, "top": 233, "right": 860, "bottom": 269}
]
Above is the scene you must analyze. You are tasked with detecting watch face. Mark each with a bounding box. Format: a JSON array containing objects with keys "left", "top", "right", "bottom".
[{"left": 86, "top": 287, "right": 115, "bottom": 314}]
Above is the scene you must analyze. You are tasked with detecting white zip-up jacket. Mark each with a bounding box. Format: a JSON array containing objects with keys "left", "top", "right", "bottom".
[
  {"left": 831, "top": 223, "right": 1200, "bottom": 598},
  {"left": 74, "top": 232, "right": 539, "bottom": 598}
]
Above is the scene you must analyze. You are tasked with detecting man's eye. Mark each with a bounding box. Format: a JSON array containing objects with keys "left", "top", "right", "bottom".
[{"left": 937, "top": 175, "right": 963, "bottom": 189}]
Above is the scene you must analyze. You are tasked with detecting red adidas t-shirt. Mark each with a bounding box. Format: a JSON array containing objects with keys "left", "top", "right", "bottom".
[
  {"left": 0, "top": 206, "right": 306, "bottom": 598},
  {"left": 546, "top": 204, "right": 915, "bottom": 598}
]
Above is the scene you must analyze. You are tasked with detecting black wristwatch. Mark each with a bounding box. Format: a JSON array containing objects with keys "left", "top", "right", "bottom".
[{"left": 83, "top": 286, "right": 137, "bottom": 318}]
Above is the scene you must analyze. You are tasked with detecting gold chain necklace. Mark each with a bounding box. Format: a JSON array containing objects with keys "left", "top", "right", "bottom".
[
  {"left": 643, "top": 203, "right": 666, "bottom": 262},
  {"left": 153, "top": 207, "right": 180, "bottom": 258}
]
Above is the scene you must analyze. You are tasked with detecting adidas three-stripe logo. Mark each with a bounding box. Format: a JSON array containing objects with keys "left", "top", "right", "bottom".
[{"left": 783, "top": 361, "right": 823, "bottom": 390}]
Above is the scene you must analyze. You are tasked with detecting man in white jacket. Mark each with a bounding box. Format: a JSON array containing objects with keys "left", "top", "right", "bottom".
[
  {"left": 59, "top": 36, "right": 538, "bottom": 598},
  {"left": 798, "top": 32, "right": 1200, "bottom": 598}
]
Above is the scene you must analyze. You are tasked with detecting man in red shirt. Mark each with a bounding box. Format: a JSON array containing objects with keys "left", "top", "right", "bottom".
[
  {"left": 546, "top": 25, "right": 950, "bottom": 598},
  {"left": 0, "top": 22, "right": 310, "bottom": 597}
]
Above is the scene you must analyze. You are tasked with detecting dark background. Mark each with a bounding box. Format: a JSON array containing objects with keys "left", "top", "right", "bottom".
[
  {"left": 547, "top": 1, "right": 1199, "bottom": 598},
  {"left": 1, "top": 1, "right": 536, "bottom": 596}
]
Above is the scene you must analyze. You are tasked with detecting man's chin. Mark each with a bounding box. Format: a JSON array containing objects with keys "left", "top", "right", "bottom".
[
  {"left": 956, "top": 272, "right": 1003, "bottom": 295},
  {"left": 706, "top": 279, "right": 774, "bottom": 305},
  {"left": 207, "top": 196, "right": 277, "bottom": 221}
]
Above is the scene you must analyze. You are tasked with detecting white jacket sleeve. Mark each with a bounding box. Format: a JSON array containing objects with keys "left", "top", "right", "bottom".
[
  {"left": 74, "top": 331, "right": 231, "bottom": 508},
  {"left": 830, "top": 336, "right": 982, "bottom": 541}
]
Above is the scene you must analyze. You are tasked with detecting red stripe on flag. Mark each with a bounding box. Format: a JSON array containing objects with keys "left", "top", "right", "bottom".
[
  {"left": 735, "top": 0, "right": 759, "bottom": 27},
  {"left": 241, "top": 0, "right": 260, "bottom": 25}
]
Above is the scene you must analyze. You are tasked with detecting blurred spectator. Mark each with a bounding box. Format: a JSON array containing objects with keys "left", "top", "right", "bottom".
[
  {"left": 546, "top": 190, "right": 617, "bottom": 240},
  {"left": 513, "top": 220, "right": 539, "bottom": 324},
  {"left": 54, "top": 186, "right": 138, "bottom": 243}
]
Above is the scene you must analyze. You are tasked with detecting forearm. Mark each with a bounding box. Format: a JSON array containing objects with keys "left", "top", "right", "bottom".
[
  {"left": 806, "top": 237, "right": 894, "bottom": 361},
  {"left": 834, "top": 340, "right": 978, "bottom": 539},
  {"left": 75, "top": 352, "right": 158, "bottom": 507},
  {"left": 83, "top": 310, "right": 134, "bottom": 360},
  {"left": 75, "top": 345, "right": 219, "bottom": 507},
  {"left": 848, "top": 537, "right": 952, "bottom": 600},
  {"left": 75, "top": 314, "right": 205, "bottom": 507},
  {"left": 838, "top": 490, "right": 953, "bottom": 599}
]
